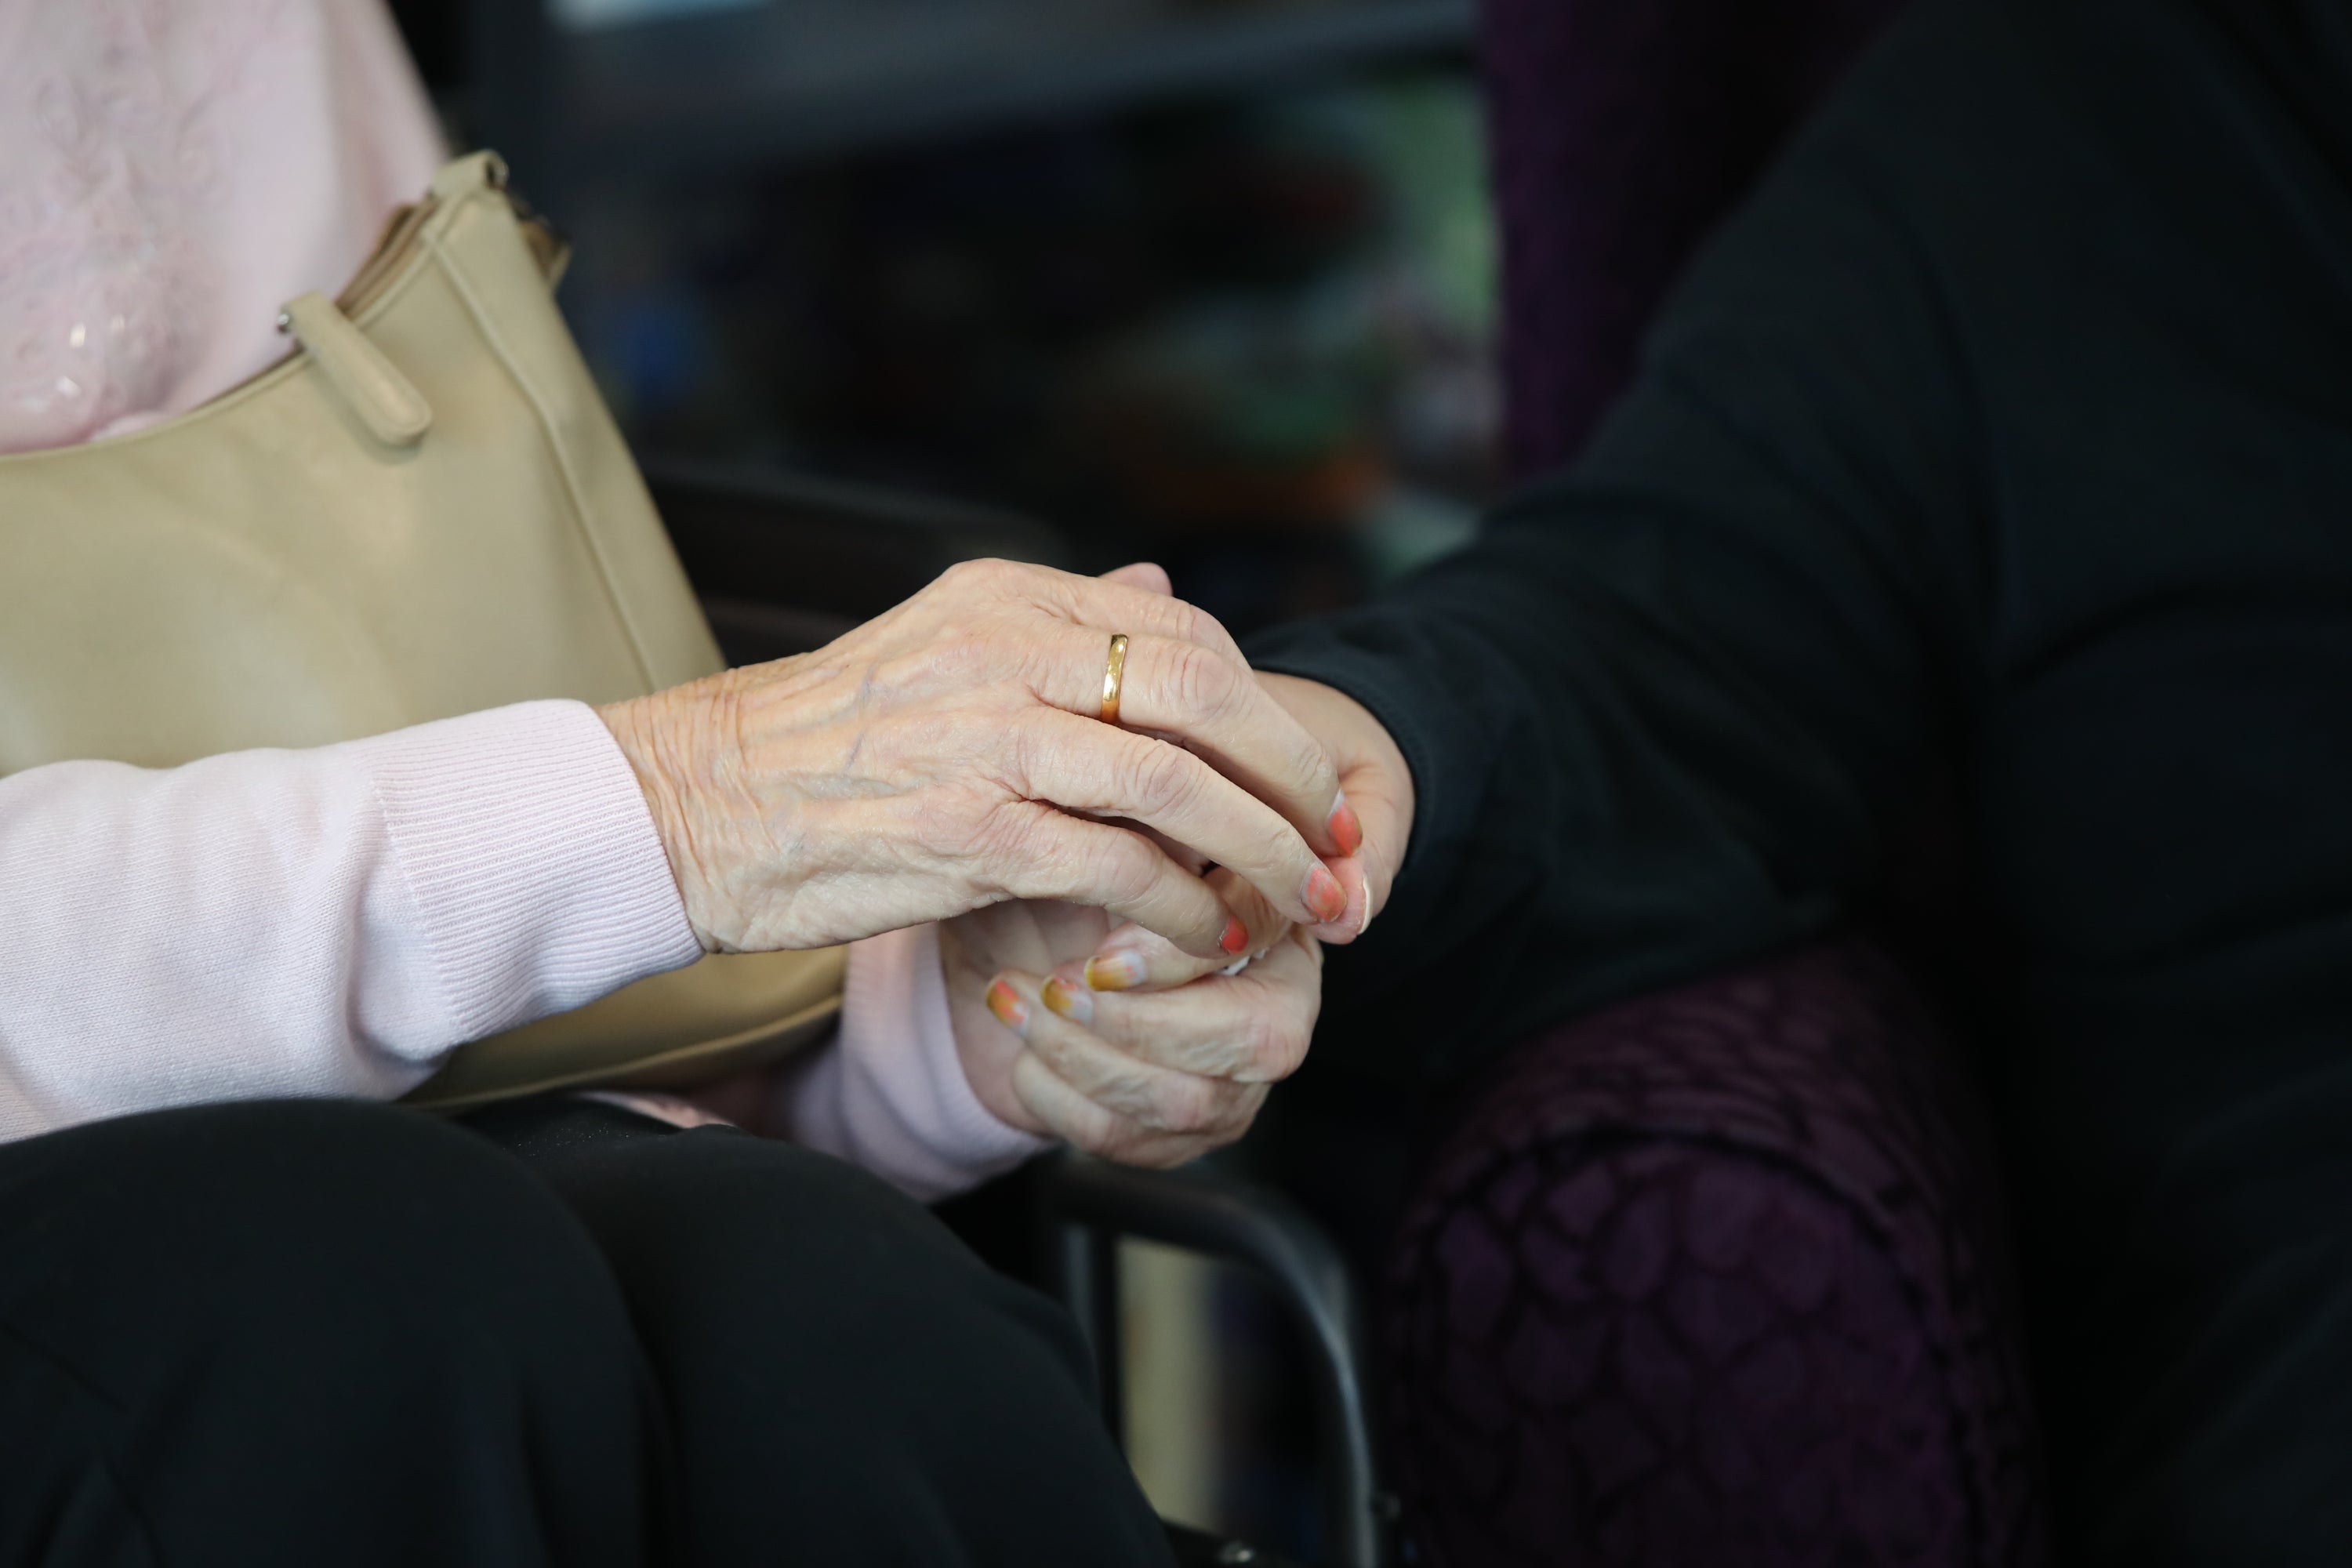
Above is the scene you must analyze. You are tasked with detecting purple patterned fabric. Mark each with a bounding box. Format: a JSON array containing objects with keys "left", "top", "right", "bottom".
[
  {"left": 1382, "top": 941, "right": 2044, "bottom": 1566},
  {"left": 1477, "top": 0, "right": 1904, "bottom": 477}
]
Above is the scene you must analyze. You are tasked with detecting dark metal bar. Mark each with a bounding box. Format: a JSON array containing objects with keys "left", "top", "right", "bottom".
[
  {"left": 1039, "top": 1152, "right": 1387, "bottom": 1568},
  {"left": 1051, "top": 1217, "right": 1127, "bottom": 1443}
]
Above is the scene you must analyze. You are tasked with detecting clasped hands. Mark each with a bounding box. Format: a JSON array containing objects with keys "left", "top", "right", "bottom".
[{"left": 598, "top": 557, "right": 1410, "bottom": 1167}]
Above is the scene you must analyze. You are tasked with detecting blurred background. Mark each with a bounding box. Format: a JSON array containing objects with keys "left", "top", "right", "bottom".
[
  {"left": 397, "top": 0, "right": 1497, "bottom": 641},
  {"left": 389, "top": 0, "right": 1501, "bottom": 1554}
]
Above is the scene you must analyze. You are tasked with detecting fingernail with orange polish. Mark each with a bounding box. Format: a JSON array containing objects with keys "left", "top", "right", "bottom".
[
  {"left": 1328, "top": 791, "right": 1363, "bottom": 858},
  {"left": 1304, "top": 863, "right": 1348, "bottom": 925},
  {"left": 1041, "top": 976, "right": 1094, "bottom": 1025},
  {"left": 985, "top": 980, "right": 1029, "bottom": 1035},
  {"left": 1085, "top": 951, "right": 1145, "bottom": 991},
  {"left": 1221, "top": 916, "right": 1250, "bottom": 955}
]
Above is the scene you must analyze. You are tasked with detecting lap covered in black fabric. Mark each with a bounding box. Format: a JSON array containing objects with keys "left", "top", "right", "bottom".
[{"left": 0, "top": 1098, "right": 658, "bottom": 1568}]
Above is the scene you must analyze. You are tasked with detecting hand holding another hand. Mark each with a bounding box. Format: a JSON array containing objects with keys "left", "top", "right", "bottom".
[
  {"left": 597, "top": 558, "right": 1359, "bottom": 958},
  {"left": 940, "top": 669, "right": 1414, "bottom": 1168},
  {"left": 941, "top": 871, "right": 1319, "bottom": 1167},
  {"left": 612, "top": 552, "right": 1417, "bottom": 1174}
]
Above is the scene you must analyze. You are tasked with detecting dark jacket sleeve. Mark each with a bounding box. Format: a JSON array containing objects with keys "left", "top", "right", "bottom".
[{"left": 1246, "top": 60, "right": 1992, "bottom": 1081}]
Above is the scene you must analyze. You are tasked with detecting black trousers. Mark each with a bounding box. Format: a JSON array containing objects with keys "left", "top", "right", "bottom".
[{"left": 0, "top": 1096, "right": 1174, "bottom": 1567}]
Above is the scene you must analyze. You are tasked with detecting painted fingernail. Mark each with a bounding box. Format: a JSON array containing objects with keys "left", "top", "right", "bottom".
[
  {"left": 1085, "top": 951, "right": 1145, "bottom": 991},
  {"left": 1328, "top": 791, "right": 1363, "bottom": 857},
  {"left": 1041, "top": 976, "right": 1094, "bottom": 1024},
  {"left": 985, "top": 980, "right": 1029, "bottom": 1035},
  {"left": 1221, "top": 916, "right": 1250, "bottom": 955},
  {"left": 1304, "top": 862, "right": 1348, "bottom": 925}
]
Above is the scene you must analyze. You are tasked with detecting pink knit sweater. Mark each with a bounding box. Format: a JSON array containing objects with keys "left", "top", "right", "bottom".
[{"left": 0, "top": 0, "right": 1040, "bottom": 1198}]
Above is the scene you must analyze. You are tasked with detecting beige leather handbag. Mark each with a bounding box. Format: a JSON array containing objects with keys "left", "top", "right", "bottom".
[{"left": 0, "top": 151, "right": 843, "bottom": 1109}]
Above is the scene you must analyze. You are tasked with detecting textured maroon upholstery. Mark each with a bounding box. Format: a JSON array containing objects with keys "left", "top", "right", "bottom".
[{"left": 1382, "top": 942, "right": 2044, "bottom": 1566}]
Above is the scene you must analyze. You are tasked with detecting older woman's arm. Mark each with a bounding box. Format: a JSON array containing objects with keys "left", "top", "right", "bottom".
[
  {"left": 0, "top": 558, "right": 1359, "bottom": 1155},
  {"left": 0, "top": 696, "right": 1087, "bottom": 1195},
  {"left": 0, "top": 700, "right": 699, "bottom": 1139}
]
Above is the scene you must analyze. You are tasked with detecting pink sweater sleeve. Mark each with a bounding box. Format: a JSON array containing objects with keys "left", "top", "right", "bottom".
[
  {"left": 0, "top": 701, "right": 702, "bottom": 1140},
  {"left": 0, "top": 699, "right": 1047, "bottom": 1196},
  {"left": 774, "top": 924, "right": 1051, "bottom": 1203}
]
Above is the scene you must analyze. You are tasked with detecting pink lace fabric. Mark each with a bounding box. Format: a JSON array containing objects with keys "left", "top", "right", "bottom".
[{"left": 0, "top": 0, "right": 444, "bottom": 453}]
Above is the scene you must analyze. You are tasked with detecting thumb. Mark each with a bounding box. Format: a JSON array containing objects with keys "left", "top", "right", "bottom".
[
  {"left": 1302, "top": 769, "right": 1407, "bottom": 946},
  {"left": 1099, "top": 561, "right": 1174, "bottom": 597}
]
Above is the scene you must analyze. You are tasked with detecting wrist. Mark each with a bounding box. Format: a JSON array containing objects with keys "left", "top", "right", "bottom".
[{"left": 597, "top": 687, "right": 724, "bottom": 953}]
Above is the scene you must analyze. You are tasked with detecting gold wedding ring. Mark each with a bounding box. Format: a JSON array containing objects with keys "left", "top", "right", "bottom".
[{"left": 1100, "top": 633, "right": 1131, "bottom": 724}]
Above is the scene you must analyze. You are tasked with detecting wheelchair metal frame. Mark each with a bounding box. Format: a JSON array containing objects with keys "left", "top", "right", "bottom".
[{"left": 1040, "top": 1152, "right": 1391, "bottom": 1568}]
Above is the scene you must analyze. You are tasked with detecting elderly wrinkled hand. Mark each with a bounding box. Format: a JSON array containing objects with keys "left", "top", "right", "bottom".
[
  {"left": 939, "top": 870, "right": 1319, "bottom": 1167},
  {"left": 595, "top": 558, "right": 1357, "bottom": 957},
  {"left": 943, "top": 669, "right": 1413, "bottom": 1163}
]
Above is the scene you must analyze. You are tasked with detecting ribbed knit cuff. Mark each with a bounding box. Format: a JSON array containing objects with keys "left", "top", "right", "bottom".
[
  {"left": 861, "top": 923, "right": 1051, "bottom": 1173},
  {"left": 779, "top": 924, "right": 1049, "bottom": 1203},
  {"left": 350, "top": 700, "right": 703, "bottom": 1047}
]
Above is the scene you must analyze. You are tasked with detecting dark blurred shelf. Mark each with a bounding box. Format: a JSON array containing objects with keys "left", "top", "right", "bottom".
[{"left": 532, "top": 0, "right": 1474, "bottom": 176}]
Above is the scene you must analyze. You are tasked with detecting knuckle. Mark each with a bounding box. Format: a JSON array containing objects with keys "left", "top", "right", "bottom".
[
  {"left": 1047, "top": 1087, "right": 1120, "bottom": 1157},
  {"left": 1073, "top": 1123, "right": 1126, "bottom": 1161},
  {"left": 926, "top": 630, "right": 995, "bottom": 685},
  {"left": 994, "top": 709, "right": 1050, "bottom": 786},
  {"left": 935, "top": 557, "right": 987, "bottom": 597},
  {"left": 1246, "top": 1016, "right": 1305, "bottom": 1081},
  {"left": 1094, "top": 1120, "right": 1157, "bottom": 1164},
  {"left": 1163, "top": 642, "right": 1243, "bottom": 722},
  {"left": 1141, "top": 593, "right": 1231, "bottom": 655},
  {"left": 1138, "top": 593, "right": 1204, "bottom": 644},
  {"left": 1123, "top": 744, "right": 1201, "bottom": 819},
  {"left": 967, "top": 800, "right": 1035, "bottom": 858},
  {"left": 942, "top": 556, "right": 1007, "bottom": 591},
  {"left": 1155, "top": 1080, "right": 1223, "bottom": 1135},
  {"left": 1247, "top": 819, "right": 1299, "bottom": 875},
  {"left": 912, "top": 809, "right": 978, "bottom": 863},
  {"left": 1288, "top": 730, "right": 1338, "bottom": 791},
  {"left": 960, "top": 803, "right": 1058, "bottom": 886},
  {"left": 1080, "top": 832, "right": 1161, "bottom": 909}
]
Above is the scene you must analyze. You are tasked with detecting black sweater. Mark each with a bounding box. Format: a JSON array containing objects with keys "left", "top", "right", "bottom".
[{"left": 1249, "top": 0, "right": 2352, "bottom": 1537}]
